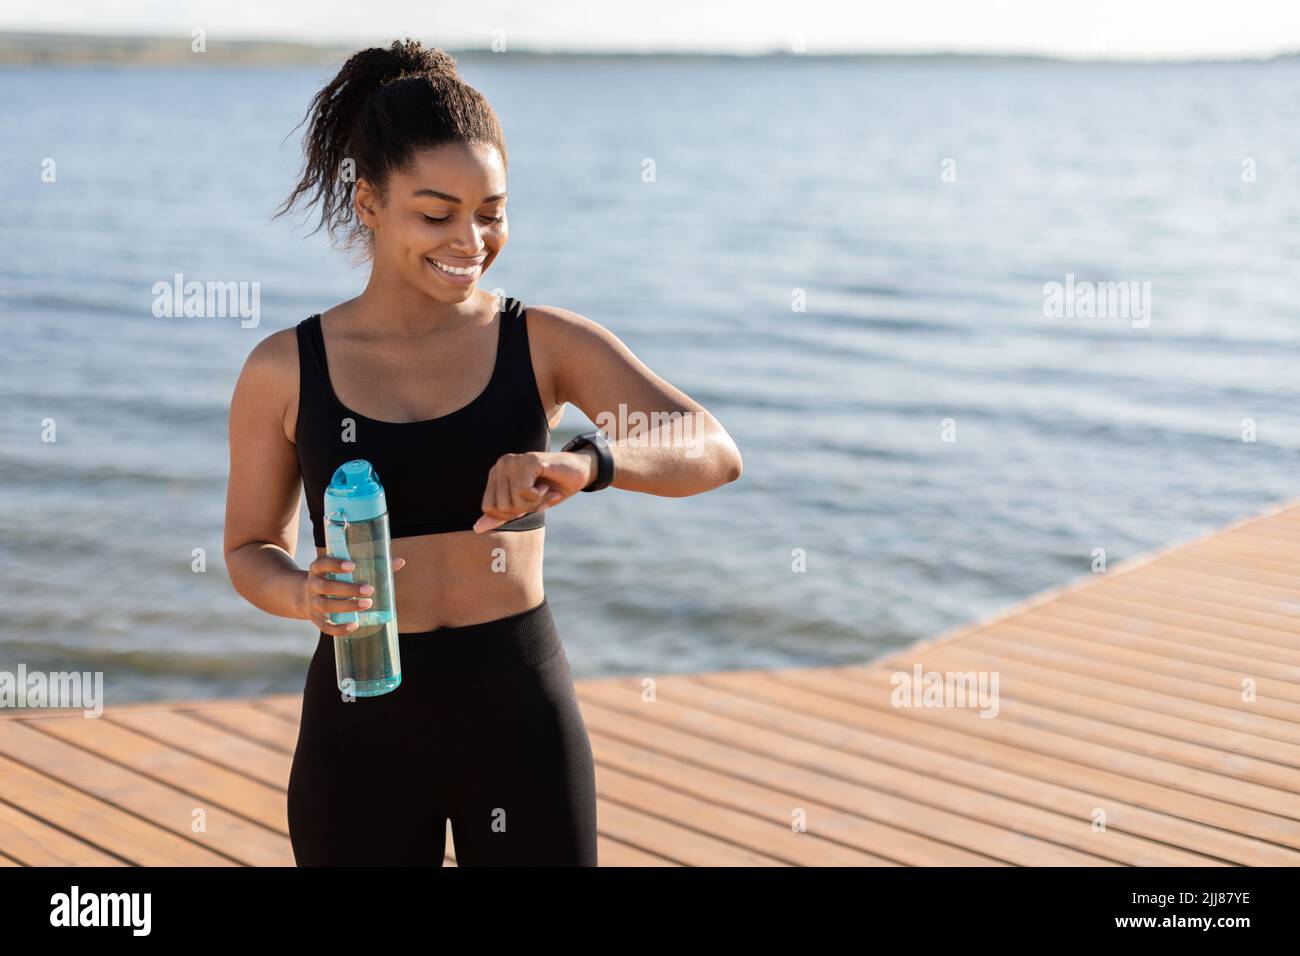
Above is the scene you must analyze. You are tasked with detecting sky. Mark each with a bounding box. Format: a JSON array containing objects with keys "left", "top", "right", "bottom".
[{"left": 2, "top": 0, "right": 1299, "bottom": 60}]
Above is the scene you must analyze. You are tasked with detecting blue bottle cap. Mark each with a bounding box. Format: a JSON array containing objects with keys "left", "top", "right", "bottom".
[{"left": 324, "top": 459, "right": 388, "bottom": 524}]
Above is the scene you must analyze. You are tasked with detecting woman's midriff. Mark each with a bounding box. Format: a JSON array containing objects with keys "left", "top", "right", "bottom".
[{"left": 314, "top": 526, "right": 545, "bottom": 631}]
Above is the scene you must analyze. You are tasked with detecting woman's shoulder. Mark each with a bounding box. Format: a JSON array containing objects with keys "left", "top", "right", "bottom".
[
  {"left": 231, "top": 320, "right": 312, "bottom": 440},
  {"left": 241, "top": 303, "right": 338, "bottom": 373},
  {"left": 524, "top": 303, "right": 627, "bottom": 362},
  {"left": 522, "top": 302, "right": 612, "bottom": 345},
  {"left": 518, "top": 302, "right": 598, "bottom": 360},
  {"left": 520, "top": 304, "right": 637, "bottom": 413},
  {"left": 240, "top": 322, "right": 302, "bottom": 380}
]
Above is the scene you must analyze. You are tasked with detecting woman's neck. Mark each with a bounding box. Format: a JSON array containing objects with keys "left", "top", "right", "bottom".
[{"left": 350, "top": 259, "right": 485, "bottom": 335}]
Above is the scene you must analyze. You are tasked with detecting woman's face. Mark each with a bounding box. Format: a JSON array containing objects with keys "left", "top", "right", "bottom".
[{"left": 356, "top": 141, "right": 508, "bottom": 302}]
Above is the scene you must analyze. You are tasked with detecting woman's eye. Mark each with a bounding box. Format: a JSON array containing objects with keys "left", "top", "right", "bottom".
[{"left": 422, "top": 214, "right": 503, "bottom": 224}]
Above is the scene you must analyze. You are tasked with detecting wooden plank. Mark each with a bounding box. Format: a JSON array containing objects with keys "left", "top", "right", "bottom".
[
  {"left": 919, "top": 638, "right": 1298, "bottom": 743},
  {"left": 791, "top": 666, "right": 1300, "bottom": 848},
  {"left": 764, "top": 666, "right": 1300, "bottom": 863},
  {"left": 1016, "top": 605, "right": 1300, "bottom": 680},
  {"left": 901, "top": 641, "right": 1300, "bottom": 768},
  {"left": 593, "top": 762, "right": 893, "bottom": 866},
  {"left": 0, "top": 751, "right": 232, "bottom": 866},
  {"left": 1080, "top": 575, "right": 1300, "bottom": 640},
  {"left": 1216, "top": 526, "right": 1300, "bottom": 552},
  {"left": 586, "top": 800, "right": 789, "bottom": 866},
  {"left": 0, "top": 795, "right": 124, "bottom": 866},
  {"left": 0, "top": 720, "right": 288, "bottom": 866},
  {"left": 34, "top": 715, "right": 287, "bottom": 834},
  {"left": 1211, "top": 528, "right": 1300, "bottom": 556},
  {"left": 989, "top": 616, "right": 1300, "bottom": 708},
  {"left": 1164, "top": 553, "right": 1300, "bottom": 590},
  {"left": 1089, "top": 579, "right": 1300, "bottom": 645},
  {"left": 107, "top": 711, "right": 291, "bottom": 791},
  {"left": 693, "top": 671, "right": 1254, "bottom": 864},
  {"left": 1198, "top": 540, "right": 1300, "bottom": 573},
  {"left": 964, "top": 630, "right": 1300, "bottom": 740},
  {"left": 577, "top": 682, "right": 1117, "bottom": 865},
  {"left": 257, "top": 697, "right": 302, "bottom": 724},
  {"left": 596, "top": 835, "right": 680, "bottom": 866},
  {"left": 188, "top": 704, "right": 299, "bottom": 754},
  {"left": 1138, "top": 562, "right": 1300, "bottom": 608},
  {"left": 590, "top": 729, "right": 993, "bottom": 865},
  {"left": 898, "top": 665, "right": 1298, "bottom": 790}
]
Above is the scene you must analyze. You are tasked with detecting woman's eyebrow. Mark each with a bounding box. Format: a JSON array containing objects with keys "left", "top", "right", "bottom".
[{"left": 410, "top": 188, "right": 507, "bottom": 203}]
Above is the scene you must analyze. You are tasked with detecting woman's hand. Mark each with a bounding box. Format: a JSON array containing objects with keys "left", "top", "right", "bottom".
[
  {"left": 473, "top": 450, "right": 597, "bottom": 533},
  {"left": 301, "top": 555, "right": 407, "bottom": 634}
]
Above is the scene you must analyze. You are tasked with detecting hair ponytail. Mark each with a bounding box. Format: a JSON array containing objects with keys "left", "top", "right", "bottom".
[{"left": 276, "top": 38, "right": 507, "bottom": 252}]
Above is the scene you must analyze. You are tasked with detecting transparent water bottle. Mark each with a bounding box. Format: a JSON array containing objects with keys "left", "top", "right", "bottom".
[{"left": 323, "top": 459, "right": 402, "bottom": 698}]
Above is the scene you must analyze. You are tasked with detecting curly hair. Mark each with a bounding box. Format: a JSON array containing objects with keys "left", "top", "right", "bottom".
[{"left": 276, "top": 38, "right": 507, "bottom": 253}]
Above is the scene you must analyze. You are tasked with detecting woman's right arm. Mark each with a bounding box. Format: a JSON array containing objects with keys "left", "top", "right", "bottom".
[
  {"left": 223, "top": 329, "right": 378, "bottom": 634},
  {"left": 223, "top": 329, "right": 314, "bottom": 620}
]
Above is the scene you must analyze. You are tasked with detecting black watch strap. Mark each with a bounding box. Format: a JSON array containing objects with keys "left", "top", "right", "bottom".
[{"left": 562, "top": 430, "right": 614, "bottom": 492}]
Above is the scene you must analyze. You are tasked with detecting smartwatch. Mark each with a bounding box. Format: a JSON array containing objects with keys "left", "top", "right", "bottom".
[{"left": 561, "top": 430, "right": 615, "bottom": 492}]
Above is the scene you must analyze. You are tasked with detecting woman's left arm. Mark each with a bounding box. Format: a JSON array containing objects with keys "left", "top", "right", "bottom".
[
  {"left": 539, "top": 304, "right": 743, "bottom": 495},
  {"left": 474, "top": 305, "right": 743, "bottom": 532}
]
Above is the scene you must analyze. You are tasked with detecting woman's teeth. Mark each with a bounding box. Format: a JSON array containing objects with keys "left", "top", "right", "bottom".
[{"left": 428, "top": 258, "right": 481, "bottom": 276}]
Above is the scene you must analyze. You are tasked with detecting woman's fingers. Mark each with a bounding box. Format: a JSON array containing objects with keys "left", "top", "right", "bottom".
[
  {"left": 308, "top": 574, "right": 372, "bottom": 598},
  {"left": 490, "top": 469, "right": 545, "bottom": 517},
  {"left": 311, "top": 554, "right": 403, "bottom": 577},
  {"left": 475, "top": 453, "right": 576, "bottom": 532},
  {"left": 535, "top": 487, "right": 567, "bottom": 513},
  {"left": 307, "top": 559, "right": 373, "bottom": 595},
  {"left": 306, "top": 553, "right": 391, "bottom": 633},
  {"left": 475, "top": 470, "right": 516, "bottom": 531},
  {"left": 317, "top": 594, "right": 373, "bottom": 612},
  {"left": 309, "top": 555, "right": 354, "bottom": 577},
  {"left": 316, "top": 614, "right": 359, "bottom": 636},
  {"left": 515, "top": 481, "right": 546, "bottom": 510},
  {"left": 491, "top": 469, "right": 513, "bottom": 518},
  {"left": 310, "top": 592, "right": 376, "bottom": 632}
]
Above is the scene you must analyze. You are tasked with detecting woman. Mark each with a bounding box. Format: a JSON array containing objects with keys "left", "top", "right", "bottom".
[{"left": 222, "top": 39, "right": 743, "bottom": 867}]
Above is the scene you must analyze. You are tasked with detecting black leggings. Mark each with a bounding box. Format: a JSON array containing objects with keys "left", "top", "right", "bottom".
[{"left": 287, "top": 596, "right": 598, "bottom": 866}]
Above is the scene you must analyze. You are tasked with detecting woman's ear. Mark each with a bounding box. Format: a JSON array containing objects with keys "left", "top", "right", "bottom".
[{"left": 354, "top": 178, "right": 380, "bottom": 229}]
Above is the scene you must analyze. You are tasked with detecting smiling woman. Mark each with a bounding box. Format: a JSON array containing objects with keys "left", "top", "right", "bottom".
[
  {"left": 357, "top": 144, "right": 511, "bottom": 297},
  {"left": 220, "top": 38, "right": 742, "bottom": 868}
]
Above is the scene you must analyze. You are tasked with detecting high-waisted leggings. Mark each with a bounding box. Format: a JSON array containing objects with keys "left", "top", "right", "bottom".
[{"left": 287, "top": 597, "right": 598, "bottom": 866}]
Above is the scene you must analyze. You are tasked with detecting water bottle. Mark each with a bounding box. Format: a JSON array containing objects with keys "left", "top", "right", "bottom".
[{"left": 323, "top": 459, "right": 402, "bottom": 698}]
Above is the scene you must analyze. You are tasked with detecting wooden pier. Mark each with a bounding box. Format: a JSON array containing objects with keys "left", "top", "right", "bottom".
[{"left": 3, "top": 500, "right": 1300, "bottom": 865}]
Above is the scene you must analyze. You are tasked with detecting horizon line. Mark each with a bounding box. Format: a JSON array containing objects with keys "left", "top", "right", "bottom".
[{"left": 0, "top": 29, "right": 1297, "bottom": 65}]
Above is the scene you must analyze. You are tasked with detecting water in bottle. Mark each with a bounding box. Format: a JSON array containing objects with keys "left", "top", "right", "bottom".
[{"left": 323, "top": 459, "right": 402, "bottom": 697}]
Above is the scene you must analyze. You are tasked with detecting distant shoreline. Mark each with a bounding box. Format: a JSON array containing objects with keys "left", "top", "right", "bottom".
[{"left": 1, "top": 31, "right": 1296, "bottom": 67}]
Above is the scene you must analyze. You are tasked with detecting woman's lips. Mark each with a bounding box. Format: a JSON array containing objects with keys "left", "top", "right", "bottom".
[{"left": 426, "top": 257, "right": 483, "bottom": 285}]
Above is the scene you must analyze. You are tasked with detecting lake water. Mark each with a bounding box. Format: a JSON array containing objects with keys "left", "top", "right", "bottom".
[{"left": 2, "top": 56, "right": 1298, "bottom": 704}]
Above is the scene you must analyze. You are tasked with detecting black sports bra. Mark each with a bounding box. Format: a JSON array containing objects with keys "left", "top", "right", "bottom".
[{"left": 294, "top": 297, "right": 550, "bottom": 548}]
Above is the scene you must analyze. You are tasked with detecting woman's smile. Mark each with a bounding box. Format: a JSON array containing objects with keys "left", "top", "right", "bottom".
[{"left": 426, "top": 255, "right": 483, "bottom": 285}]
